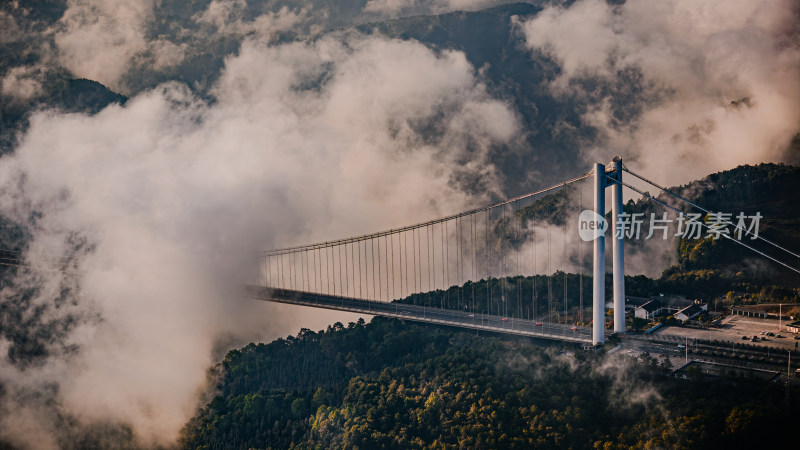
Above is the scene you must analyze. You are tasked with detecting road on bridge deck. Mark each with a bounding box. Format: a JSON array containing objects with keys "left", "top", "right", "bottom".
[{"left": 248, "top": 286, "right": 592, "bottom": 344}]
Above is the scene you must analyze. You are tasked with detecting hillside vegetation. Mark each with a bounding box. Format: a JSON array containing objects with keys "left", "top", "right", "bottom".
[{"left": 181, "top": 318, "right": 798, "bottom": 449}]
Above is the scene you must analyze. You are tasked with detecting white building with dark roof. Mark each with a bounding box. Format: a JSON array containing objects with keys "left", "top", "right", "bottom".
[
  {"left": 634, "top": 298, "right": 707, "bottom": 321},
  {"left": 635, "top": 300, "right": 665, "bottom": 320},
  {"left": 675, "top": 304, "right": 704, "bottom": 322}
]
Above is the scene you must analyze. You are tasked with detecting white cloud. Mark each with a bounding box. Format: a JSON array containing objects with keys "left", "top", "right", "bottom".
[
  {"left": 54, "top": 0, "right": 156, "bottom": 90},
  {"left": 1, "top": 66, "right": 42, "bottom": 101},
  {"left": 0, "top": 33, "right": 517, "bottom": 447},
  {"left": 193, "top": 1, "right": 309, "bottom": 40},
  {"left": 364, "top": 0, "right": 418, "bottom": 15},
  {"left": 0, "top": 10, "right": 22, "bottom": 43},
  {"left": 363, "top": 0, "right": 508, "bottom": 17},
  {"left": 521, "top": 0, "right": 618, "bottom": 85},
  {"left": 520, "top": 0, "right": 800, "bottom": 186},
  {"left": 148, "top": 39, "right": 187, "bottom": 71}
]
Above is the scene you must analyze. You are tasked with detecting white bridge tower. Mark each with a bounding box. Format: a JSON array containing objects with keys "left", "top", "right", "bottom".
[{"left": 592, "top": 156, "right": 625, "bottom": 345}]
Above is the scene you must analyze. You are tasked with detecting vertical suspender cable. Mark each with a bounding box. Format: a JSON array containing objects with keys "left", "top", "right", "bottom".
[
  {"left": 401, "top": 232, "right": 406, "bottom": 298},
  {"left": 516, "top": 199, "right": 521, "bottom": 319},
  {"left": 579, "top": 181, "right": 583, "bottom": 325},
  {"left": 326, "top": 246, "right": 331, "bottom": 295},
  {"left": 384, "top": 236, "right": 389, "bottom": 300},
  {"left": 280, "top": 254, "right": 285, "bottom": 289},
  {"left": 321, "top": 248, "right": 326, "bottom": 294},
  {"left": 378, "top": 237, "right": 383, "bottom": 301},
  {"left": 349, "top": 243, "right": 354, "bottom": 297},
  {"left": 306, "top": 250, "right": 311, "bottom": 292},
  {"left": 430, "top": 224, "right": 435, "bottom": 294},
  {"left": 460, "top": 217, "right": 465, "bottom": 311},
  {"left": 440, "top": 221, "right": 450, "bottom": 308},
  {"left": 371, "top": 238, "right": 376, "bottom": 300},
  {"left": 384, "top": 235, "right": 389, "bottom": 301},
  {"left": 486, "top": 209, "right": 490, "bottom": 315},
  {"left": 320, "top": 247, "right": 324, "bottom": 294},
  {"left": 336, "top": 245, "right": 347, "bottom": 295},
  {"left": 548, "top": 223, "right": 552, "bottom": 324},
  {"left": 422, "top": 226, "right": 426, "bottom": 298},
  {"left": 472, "top": 213, "right": 476, "bottom": 313},
  {"left": 414, "top": 228, "right": 419, "bottom": 294},
  {"left": 564, "top": 189, "right": 568, "bottom": 323},
  {"left": 455, "top": 218, "right": 460, "bottom": 310},
  {"left": 404, "top": 232, "right": 409, "bottom": 299},
  {"left": 390, "top": 234, "right": 395, "bottom": 300},
  {"left": 357, "top": 241, "right": 362, "bottom": 298},
  {"left": 419, "top": 227, "right": 424, "bottom": 303},
  {"left": 266, "top": 255, "right": 271, "bottom": 289},
  {"left": 533, "top": 196, "right": 537, "bottom": 320},
  {"left": 428, "top": 225, "right": 432, "bottom": 296},
  {"left": 289, "top": 252, "right": 294, "bottom": 290},
  {"left": 268, "top": 256, "right": 271, "bottom": 288},
  {"left": 501, "top": 204, "right": 506, "bottom": 317},
  {"left": 326, "top": 247, "right": 330, "bottom": 295},
  {"left": 419, "top": 225, "right": 431, "bottom": 300}
]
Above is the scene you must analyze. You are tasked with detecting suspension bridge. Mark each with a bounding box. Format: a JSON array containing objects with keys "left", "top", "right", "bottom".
[{"left": 250, "top": 158, "right": 800, "bottom": 346}]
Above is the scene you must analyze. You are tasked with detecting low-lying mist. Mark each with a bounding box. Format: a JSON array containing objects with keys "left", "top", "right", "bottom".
[{"left": 0, "top": 34, "right": 516, "bottom": 447}]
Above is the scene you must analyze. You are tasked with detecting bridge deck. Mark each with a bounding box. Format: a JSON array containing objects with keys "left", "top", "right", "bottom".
[{"left": 247, "top": 286, "right": 592, "bottom": 344}]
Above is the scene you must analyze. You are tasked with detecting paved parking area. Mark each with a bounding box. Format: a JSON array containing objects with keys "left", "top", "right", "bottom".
[{"left": 651, "top": 315, "right": 800, "bottom": 350}]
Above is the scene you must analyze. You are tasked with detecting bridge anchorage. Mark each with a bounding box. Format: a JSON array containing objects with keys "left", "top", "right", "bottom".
[{"left": 249, "top": 157, "right": 800, "bottom": 346}]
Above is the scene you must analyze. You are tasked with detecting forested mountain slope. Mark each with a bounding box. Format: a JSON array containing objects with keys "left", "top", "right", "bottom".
[{"left": 181, "top": 317, "right": 797, "bottom": 449}]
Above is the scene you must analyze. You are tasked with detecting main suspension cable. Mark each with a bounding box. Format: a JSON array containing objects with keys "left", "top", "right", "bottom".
[
  {"left": 609, "top": 175, "right": 800, "bottom": 275},
  {"left": 624, "top": 167, "right": 800, "bottom": 259}
]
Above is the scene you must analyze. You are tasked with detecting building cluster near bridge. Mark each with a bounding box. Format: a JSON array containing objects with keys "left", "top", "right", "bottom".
[{"left": 620, "top": 295, "right": 708, "bottom": 323}]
